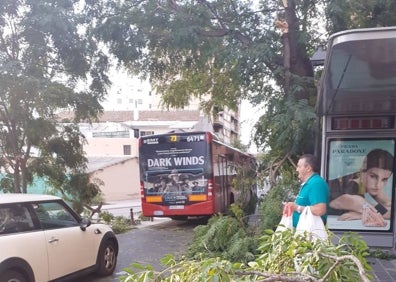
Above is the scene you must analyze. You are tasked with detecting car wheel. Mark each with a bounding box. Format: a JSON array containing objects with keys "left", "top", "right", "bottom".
[
  {"left": 96, "top": 240, "right": 117, "bottom": 276},
  {"left": 0, "top": 269, "right": 28, "bottom": 282}
]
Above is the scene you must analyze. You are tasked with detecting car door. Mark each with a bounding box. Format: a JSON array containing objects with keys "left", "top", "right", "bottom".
[
  {"left": 0, "top": 203, "right": 49, "bottom": 282},
  {"left": 34, "top": 201, "right": 96, "bottom": 280}
]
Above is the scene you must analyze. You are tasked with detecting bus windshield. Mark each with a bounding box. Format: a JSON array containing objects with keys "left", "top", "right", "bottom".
[{"left": 139, "top": 132, "right": 209, "bottom": 206}]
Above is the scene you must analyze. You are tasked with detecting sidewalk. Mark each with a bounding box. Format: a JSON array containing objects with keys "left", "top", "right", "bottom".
[
  {"left": 100, "top": 198, "right": 142, "bottom": 217},
  {"left": 97, "top": 198, "right": 171, "bottom": 228}
]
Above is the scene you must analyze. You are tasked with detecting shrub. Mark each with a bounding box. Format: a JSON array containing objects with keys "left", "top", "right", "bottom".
[{"left": 259, "top": 170, "right": 300, "bottom": 230}]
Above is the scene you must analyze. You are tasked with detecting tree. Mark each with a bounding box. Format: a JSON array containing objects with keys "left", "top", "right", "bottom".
[
  {"left": 94, "top": 0, "right": 396, "bottom": 186},
  {"left": 91, "top": 0, "right": 325, "bottom": 187},
  {"left": 325, "top": 0, "right": 396, "bottom": 34},
  {"left": 0, "top": 0, "right": 108, "bottom": 206}
]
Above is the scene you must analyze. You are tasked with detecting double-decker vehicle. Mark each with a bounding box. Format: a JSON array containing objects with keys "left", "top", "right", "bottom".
[
  {"left": 138, "top": 131, "right": 256, "bottom": 219},
  {"left": 317, "top": 27, "right": 396, "bottom": 247}
]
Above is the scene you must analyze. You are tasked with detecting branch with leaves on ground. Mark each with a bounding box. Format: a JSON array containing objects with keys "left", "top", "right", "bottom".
[{"left": 120, "top": 215, "right": 373, "bottom": 282}]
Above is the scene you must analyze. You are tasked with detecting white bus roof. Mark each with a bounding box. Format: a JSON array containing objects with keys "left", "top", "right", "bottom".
[{"left": 317, "top": 26, "right": 396, "bottom": 116}]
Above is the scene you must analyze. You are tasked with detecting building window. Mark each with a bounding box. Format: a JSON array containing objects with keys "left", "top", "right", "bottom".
[
  {"left": 137, "top": 99, "right": 143, "bottom": 104},
  {"left": 123, "top": 145, "right": 131, "bottom": 155},
  {"left": 140, "top": 131, "right": 154, "bottom": 136}
]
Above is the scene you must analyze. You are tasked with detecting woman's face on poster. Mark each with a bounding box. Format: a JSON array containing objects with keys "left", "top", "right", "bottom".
[{"left": 362, "top": 167, "right": 393, "bottom": 196}]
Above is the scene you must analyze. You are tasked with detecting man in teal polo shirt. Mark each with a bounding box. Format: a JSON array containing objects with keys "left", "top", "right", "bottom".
[{"left": 285, "top": 154, "right": 329, "bottom": 227}]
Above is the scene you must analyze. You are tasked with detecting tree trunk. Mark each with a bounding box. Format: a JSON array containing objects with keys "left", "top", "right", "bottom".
[
  {"left": 13, "top": 161, "right": 21, "bottom": 193},
  {"left": 284, "top": 1, "right": 314, "bottom": 100}
]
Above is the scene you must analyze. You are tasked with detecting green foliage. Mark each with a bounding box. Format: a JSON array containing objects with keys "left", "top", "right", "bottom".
[
  {"left": 255, "top": 230, "right": 372, "bottom": 281},
  {"left": 100, "top": 211, "right": 115, "bottom": 224},
  {"left": 369, "top": 248, "right": 396, "bottom": 260},
  {"left": 230, "top": 156, "right": 258, "bottom": 217},
  {"left": 122, "top": 229, "right": 372, "bottom": 281},
  {"left": 110, "top": 216, "right": 132, "bottom": 234},
  {"left": 0, "top": 0, "right": 107, "bottom": 204},
  {"left": 326, "top": 0, "right": 396, "bottom": 34},
  {"left": 120, "top": 255, "right": 237, "bottom": 282},
  {"left": 234, "top": 186, "right": 258, "bottom": 218},
  {"left": 253, "top": 97, "right": 317, "bottom": 161},
  {"left": 96, "top": 211, "right": 132, "bottom": 234},
  {"left": 94, "top": 0, "right": 321, "bottom": 117},
  {"left": 258, "top": 170, "right": 300, "bottom": 230},
  {"left": 186, "top": 214, "right": 258, "bottom": 264}
]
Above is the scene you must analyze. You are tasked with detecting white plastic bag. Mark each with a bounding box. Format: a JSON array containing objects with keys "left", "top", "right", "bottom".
[
  {"left": 276, "top": 214, "right": 293, "bottom": 232},
  {"left": 276, "top": 204, "right": 293, "bottom": 232},
  {"left": 295, "top": 207, "right": 328, "bottom": 241}
]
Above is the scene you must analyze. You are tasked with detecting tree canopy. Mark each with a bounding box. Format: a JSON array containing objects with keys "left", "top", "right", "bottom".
[
  {"left": 0, "top": 0, "right": 109, "bottom": 207},
  {"left": 2, "top": 0, "right": 396, "bottom": 201},
  {"left": 91, "top": 0, "right": 324, "bottom": 183},
  {"left": 91, "top": 0, "right": 396, "bottom": 183}
]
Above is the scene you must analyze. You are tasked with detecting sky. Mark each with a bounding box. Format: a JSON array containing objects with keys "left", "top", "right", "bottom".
[{"left": 240, "top": 100, "right": 264, "bottom": 154}]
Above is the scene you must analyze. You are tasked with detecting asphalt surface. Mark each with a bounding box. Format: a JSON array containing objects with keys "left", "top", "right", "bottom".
[{"left": 101, "top": 200, "right": 396, "bottom": 281}]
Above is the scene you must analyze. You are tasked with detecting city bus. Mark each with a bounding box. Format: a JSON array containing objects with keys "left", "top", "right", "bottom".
[
  {"left": 317, "top": 27, "right": 396, "bottom": 247},
  {"left": 138, "top": 131, "right": 256, "bottom": 219}
]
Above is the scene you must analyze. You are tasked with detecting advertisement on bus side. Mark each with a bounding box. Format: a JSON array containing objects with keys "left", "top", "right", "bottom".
[{"left": 327, "top": 139, "right": 395, "bottom": 231}]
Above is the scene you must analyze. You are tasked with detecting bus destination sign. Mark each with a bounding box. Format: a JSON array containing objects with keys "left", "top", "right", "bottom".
[
  {"left": 331, "top": 116, "right": 394, "bottom": 130},
  {"left": 168, "top": 134, "right": 205, "bottom": 143}
]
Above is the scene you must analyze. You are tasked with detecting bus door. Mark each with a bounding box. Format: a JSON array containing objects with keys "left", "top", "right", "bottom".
[
  {"left": 317, "top": 27, "right": 396, "bottom": 248},
  {"left": 214, "top": 154, "right": 229, "bottom": 213}
]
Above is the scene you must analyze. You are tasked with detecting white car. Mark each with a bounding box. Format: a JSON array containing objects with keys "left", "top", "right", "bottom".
[{"left": 0, "top": 194, "right": 118, "bottom": 282}]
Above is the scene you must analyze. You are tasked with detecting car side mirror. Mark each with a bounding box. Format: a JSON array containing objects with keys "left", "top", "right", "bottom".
[{"left": 80, "top": 217, "right": 92, "bottom": 231}]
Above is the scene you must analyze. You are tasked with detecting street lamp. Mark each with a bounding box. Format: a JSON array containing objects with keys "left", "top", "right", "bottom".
[{"left": 310, "top": 46, "right": 326, "bottom": 66}]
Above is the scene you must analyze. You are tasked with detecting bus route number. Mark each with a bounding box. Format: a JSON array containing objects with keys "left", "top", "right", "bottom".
[
  {"left": 187, "top": 135, "right": 202, "bottom": 142},
  {"left": 170, "top": 135, "right": 178, "bottom": 142}
]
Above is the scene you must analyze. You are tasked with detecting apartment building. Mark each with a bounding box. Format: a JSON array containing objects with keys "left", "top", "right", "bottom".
[{"left": 101, "top": 71, "right": 241, "bottom": 144}]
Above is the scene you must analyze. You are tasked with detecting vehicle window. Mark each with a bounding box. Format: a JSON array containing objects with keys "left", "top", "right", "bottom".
[
  {"left": 33, "top": 202, "right": 79, "bottom": 229},
  {"left": 0, "top": 204, "right": 35, "bottom": 235}
]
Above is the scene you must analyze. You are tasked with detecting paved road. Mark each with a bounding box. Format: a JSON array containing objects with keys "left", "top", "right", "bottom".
[{"left": 82, "top": 218, "right": 197, "bottom": 281}]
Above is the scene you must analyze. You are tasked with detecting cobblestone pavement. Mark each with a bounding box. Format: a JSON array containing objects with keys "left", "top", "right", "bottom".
[{"left": 368, "top": 257, "right": 396, "bottom": 282}]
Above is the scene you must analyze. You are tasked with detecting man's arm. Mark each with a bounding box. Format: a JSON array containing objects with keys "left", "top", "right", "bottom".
[
  {"left": 287, "top": 202, "right": 326, "bottom": 216},
  {"left": 310, "top": 203, "right": 326, "bottom": 216}
]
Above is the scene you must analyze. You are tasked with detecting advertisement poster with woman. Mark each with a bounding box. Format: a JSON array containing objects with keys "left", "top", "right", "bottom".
[{"left": 327, "top": 139, "right": 395, "bottom": 231}]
